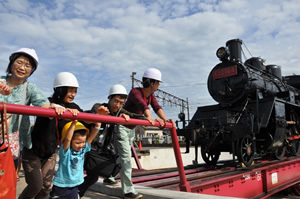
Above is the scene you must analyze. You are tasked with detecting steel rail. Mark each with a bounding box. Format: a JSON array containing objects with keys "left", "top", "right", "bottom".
[{"left": 0, "top": 102, "right": 191, "bottom": 192}]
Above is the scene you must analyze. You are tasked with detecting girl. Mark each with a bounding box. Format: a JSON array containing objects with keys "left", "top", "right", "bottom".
[{"left": 20, "top": 72, "right": 97, "bottom": 199}]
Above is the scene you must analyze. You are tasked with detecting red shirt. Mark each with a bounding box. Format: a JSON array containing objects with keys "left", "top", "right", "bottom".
[{"left": 123, "top": 88, "right": 162, "bottom": 115}]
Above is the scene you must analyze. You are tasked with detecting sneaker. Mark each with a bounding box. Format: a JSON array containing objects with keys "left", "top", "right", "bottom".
[
  {"left": 124, "top": 192, "right": 143, "bottom": 199},
  {"left": 103, "top": 178, "right": 119, "bottom": 186}
]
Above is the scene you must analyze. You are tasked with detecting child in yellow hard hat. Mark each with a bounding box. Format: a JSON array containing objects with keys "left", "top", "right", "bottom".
[{"left": 49, "top": 120, "right": 102, "bottom": 199}]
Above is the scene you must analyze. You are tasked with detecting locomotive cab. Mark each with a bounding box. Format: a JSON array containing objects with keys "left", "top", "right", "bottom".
[{"left": 285, "top": 75, "right": 300, "bottom": 89}]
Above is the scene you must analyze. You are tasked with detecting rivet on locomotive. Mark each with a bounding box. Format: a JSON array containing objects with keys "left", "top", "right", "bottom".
[{"left": 188, "top": 38, "right": 300, "bottom": 167}]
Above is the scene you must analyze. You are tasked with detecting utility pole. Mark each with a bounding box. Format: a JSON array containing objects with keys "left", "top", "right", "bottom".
[{"left": 131, "top": 72, "right": 136, "bottom": 89}]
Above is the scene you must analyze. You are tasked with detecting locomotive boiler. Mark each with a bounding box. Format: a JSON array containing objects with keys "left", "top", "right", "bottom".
[{"left": 188, "top": 39, "right": 300, "bottom": 167}]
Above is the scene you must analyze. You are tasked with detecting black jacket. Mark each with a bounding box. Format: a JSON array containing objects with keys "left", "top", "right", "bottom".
[{"left": 89, "top": 103, "right": 144, "bottom": 151}]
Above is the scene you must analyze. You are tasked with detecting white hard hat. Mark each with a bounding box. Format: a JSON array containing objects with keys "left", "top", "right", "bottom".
[
  {"left": 108, "top": 84, "right": 127, "bottom": 98},
  {"left": 53, "top": 72, "right": 79, "bottom": 88},
  {"left": 11, "top": 48, "right": 39, "bottom": 68},
  {"left": 143, "top": 68, "right": 162, "bottom": 82}
]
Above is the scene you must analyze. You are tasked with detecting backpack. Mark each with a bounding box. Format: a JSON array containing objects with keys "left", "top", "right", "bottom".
[
  {"left": 93, "top": 124, "right": 117, "bottom": 156},
  {"left": 31, "top": 117, "right": 60, "bottom": 158}
]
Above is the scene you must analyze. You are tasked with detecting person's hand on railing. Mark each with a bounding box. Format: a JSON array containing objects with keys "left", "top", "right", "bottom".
[
  {"left": 155, "top": 117, "right": 165, "bottom": 127},
  {"left": 156, "top": 118, "right": 175, "bottom": 128},
  {"left": 166, "top": 119, "right": 176, "bottom": 127},
  {"left": 96, "top": 106, "right": 110, "bottom": 115},
  {"left": 145, "top": 115, "right": 155, "bottom": 125},
  {"left": 120, "top": 113, "right": 130, "bottom": 121},
  {"left": 54, "top": 107, "right": 66, "bottom": 115},
  {"left": 50, "top": 103, "right": 66, "bottom": 115},
  {"left": 66, "top": 108, "right": 80, "bottom": 116}
]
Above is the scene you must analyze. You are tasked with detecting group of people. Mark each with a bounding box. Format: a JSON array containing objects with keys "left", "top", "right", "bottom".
[{"left": 0, "top": 48, "right": 175, "bottom": 199}]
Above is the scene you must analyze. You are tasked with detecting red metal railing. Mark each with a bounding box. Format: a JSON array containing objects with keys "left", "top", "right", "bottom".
[{"left": 0, "top": 102, "right": 191, "bottom": 192}]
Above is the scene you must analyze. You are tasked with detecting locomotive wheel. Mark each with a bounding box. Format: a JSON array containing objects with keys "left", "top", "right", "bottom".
[
  {"left": 236, "top": 135, "right": 255, "bottom": 167},
  {"left": 274, "top": 146, "right": 286, "bottom": 160},
  {"left": 290, "top": 140, "right": 300, "bottom": 156},
  {"left": 201, "top": 146, "right": 220, "bottom": 166}
]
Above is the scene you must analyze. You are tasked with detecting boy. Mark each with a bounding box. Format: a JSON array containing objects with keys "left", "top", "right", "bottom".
[{"left": 49, "top": 119, "right": 104, "bottom": 199}]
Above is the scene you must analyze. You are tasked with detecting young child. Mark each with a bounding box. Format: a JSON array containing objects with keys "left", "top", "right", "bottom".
[{"left": 49, "top": 120, "right": 102, "bottom": 199}]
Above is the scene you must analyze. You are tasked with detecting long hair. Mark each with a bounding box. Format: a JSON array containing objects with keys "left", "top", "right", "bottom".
[{"left": 51, "top": 87, "right": 69, "bottom": 105}]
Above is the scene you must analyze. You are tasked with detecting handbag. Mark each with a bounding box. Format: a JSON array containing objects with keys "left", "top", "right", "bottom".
[
  {"left": 6, "top": 128, "right": 19, "bottom": 158},
  {"left": 0, "top": 111, "right": 19, "bottom": 159},
  {"left": 84, "top": 150, "right": 121, "bottom": 178},
  {"left": 84, "top": 124, "right": 121, "bottom": 178},
  {"left": 0, "top": 103, "right": 17, "bottom": 199}
]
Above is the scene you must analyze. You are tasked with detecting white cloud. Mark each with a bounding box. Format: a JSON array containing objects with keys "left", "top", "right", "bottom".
[{"left": 0, "top": 0, "right": 300, "bottom": 120}]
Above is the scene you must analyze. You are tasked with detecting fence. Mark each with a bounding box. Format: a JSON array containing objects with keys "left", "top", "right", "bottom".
[{"left": 0, "top": 102, "right": 191, "bottom": 192}]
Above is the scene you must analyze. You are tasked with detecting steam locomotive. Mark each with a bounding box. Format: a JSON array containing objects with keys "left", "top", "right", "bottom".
[{"left": 187, "top": 39, "right": 300, "bottom": 167}]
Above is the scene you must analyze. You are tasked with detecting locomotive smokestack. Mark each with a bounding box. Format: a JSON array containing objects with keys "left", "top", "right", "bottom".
[{"left": 226, "top": 39, "right": 243, "bottom": 62}]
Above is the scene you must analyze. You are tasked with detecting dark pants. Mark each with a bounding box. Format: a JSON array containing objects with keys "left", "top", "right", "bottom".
[
  {"left": 78, "top": 170, "right": 98, "bottom": 197},
  {"left": 19, "top": 148, "right": 58, "bottom": 199},
  {"left": 50, "top": 185, "right": 78, "bottom": 199},
  {"left": 14, "top": 157, "right": 20, "bottom": 170}
]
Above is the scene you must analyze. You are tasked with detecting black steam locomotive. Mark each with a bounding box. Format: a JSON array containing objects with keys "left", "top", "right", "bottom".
[{"left": 188, "top": 39, "right": 300, "bottom": 167}]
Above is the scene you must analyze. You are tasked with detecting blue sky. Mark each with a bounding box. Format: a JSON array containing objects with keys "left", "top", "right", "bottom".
[{"left": 1, "top": 0, "right": 300, "bottom": 121}]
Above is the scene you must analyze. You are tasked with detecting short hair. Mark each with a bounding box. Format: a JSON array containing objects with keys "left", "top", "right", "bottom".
[
  {"left": 109, "top": 94, "right": 127, "bottom": 100},
  {"left": 142, "top": 77, "right": 156, "bottom": 88},
  {"left": 73, "top": 129, "right": 88, "bottom": 138},
  {"left": 7, "top": 53, "right": 37, "bottom": 76}
]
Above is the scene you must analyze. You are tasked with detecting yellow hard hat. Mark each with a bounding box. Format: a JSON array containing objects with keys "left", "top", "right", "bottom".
[{"left": 61, "top": 121, "right": 89, "bottom": 142}]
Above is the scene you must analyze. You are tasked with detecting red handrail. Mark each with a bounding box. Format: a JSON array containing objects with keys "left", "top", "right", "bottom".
[
  {"left": 0, "top": 102, "right": 191, "bottom": 192},
  {"left": 170, "top": 127, "right": 191, "bottom": 192}
]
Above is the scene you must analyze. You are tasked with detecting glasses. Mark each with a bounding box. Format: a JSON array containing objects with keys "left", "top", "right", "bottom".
[
  {"left": 113, "top": 98, "right": 125, "bottom": 105},
  {"left": 14, "top": 59, "right": 32, "bottom": 71}
]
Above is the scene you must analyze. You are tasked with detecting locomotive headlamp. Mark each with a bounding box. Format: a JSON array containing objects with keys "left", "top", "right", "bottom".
[
  {"left": 178, "top": 112, "right": 185, "bottom": 121},
  {"left": 216, "top": 47, "right": 229, "bottom": 60}
]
